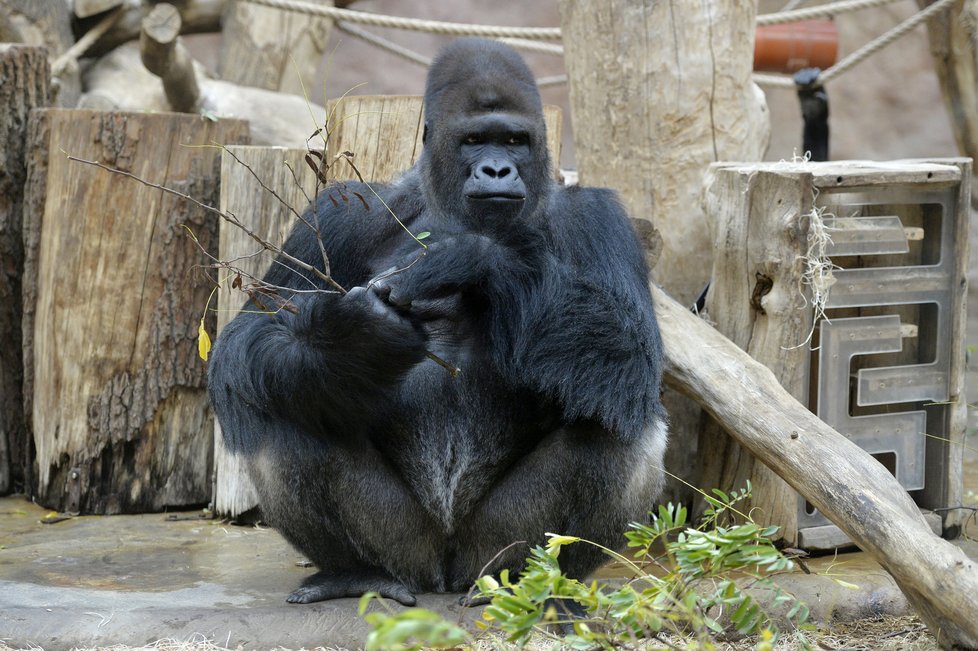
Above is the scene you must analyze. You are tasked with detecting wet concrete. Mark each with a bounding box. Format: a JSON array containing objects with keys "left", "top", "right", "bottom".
[{"left": 1, "top": 494, "right": 976, "bottom": 650}]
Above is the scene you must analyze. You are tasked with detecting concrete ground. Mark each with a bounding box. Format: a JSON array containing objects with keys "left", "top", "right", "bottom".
[{"left": 1, "top": 493, "right": 976, "bottom": 650}]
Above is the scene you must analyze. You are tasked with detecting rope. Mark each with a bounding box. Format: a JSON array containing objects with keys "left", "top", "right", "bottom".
[
  {"left": 755, "top": 0, "right": 957, "bottom": 88},
  {"left": 336, "top": 22, "right": 568, "bottom": 87},
  {"left": 757, "top": 0, "right": 907, "bottom": 26},
  {"left": 243, "top": 0, "right": 562, "bottom": 39},
  {"left": 819, "top": 0, "right": 956, "bottom": 82}
]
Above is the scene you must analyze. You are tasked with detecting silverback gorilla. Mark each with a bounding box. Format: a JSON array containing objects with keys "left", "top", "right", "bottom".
[{"left": 208, "top": 38, "right": 667, "bottom": 606}]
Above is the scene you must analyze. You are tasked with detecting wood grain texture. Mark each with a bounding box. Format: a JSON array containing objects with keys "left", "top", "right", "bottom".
[
  {"left": 0, "top": 45, "right": 49, "bottom": 495},
  {"left": 22, "top": 109, "right": 249, "bottom": 514},
  {"left": 213, "top": 146, "right": 319, "bottom": 518}
]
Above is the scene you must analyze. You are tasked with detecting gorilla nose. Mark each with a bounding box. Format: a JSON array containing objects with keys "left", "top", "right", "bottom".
[{"left": 479, "top": 163, "right": 512, "bottom": 179}]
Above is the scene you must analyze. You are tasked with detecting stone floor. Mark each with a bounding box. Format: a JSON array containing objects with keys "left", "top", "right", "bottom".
[{"left": 1, "top": 493, "right": 976, "bottom": 650}]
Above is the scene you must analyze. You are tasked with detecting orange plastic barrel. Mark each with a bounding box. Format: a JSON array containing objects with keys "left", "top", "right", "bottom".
[{"left": 754, "top": 20, "right": 838, "bottom": 73}]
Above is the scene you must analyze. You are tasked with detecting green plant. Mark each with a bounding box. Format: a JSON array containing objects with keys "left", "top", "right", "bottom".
[{"left": 359, "top": 484, "right": 811, "bottom": 650}]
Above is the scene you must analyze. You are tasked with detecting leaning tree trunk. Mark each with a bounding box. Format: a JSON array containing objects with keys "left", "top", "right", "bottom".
[
  {"left": 654, "top": 285, "right": 978, "bottom": 650},
  {"left": 0, "top": 45, "right": 49, "bottom": 495},
  {"left": 22, "top": 109, "right": 249, "bottom": 514}
]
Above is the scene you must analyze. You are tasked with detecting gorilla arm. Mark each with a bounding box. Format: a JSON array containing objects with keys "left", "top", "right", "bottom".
[{"left": 499, "top": 187, "right": 665, "bottom": 439}]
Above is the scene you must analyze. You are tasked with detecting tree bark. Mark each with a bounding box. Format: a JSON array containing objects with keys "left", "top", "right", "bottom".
[
  {"left": 0, "top": 46, "right": 49, "bottom": 496},
  {"left": 219, "top": 0, "right": 335, "bottom": 95},
  {"left": 0, "top": 0, "right": 79, "bottom": 107},
  {"left": 655, "top": 282, "right": 978, "bottom": 650},
  {"left": 22, "top": 109, "right": 249, "bottom": 514}
]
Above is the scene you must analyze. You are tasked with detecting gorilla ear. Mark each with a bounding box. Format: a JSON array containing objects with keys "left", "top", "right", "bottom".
[{"left": 422, "top": 123, "right": 429, "bottom": 145}]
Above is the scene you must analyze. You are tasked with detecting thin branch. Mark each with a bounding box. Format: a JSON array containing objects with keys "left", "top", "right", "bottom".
[{"left": 65, "top": 153, "right": 347, "bottom": 294}]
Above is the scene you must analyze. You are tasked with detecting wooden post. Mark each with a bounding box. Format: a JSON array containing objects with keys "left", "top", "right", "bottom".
[
  {"left": 0, "top": 46, "right": 49, "bottom": 495},
  {"left": 219, "top": 0, "right": 335, "bottom": 95},
  {"left": 22, "top": 109, "right": 249, "bottom": 514},
  {"left": 214, "top": 146, "right": 319, "bottom": 518},
  {"left": 139, "top": 3, "right": 201, "bottom": 113}
]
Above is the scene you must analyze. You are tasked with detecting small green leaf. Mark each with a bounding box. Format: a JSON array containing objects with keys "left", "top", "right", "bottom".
[{"left": 415, "top": 231, "right": 431, "bottom": 240}]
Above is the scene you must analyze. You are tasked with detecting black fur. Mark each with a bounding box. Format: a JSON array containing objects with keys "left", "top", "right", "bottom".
[{"left": 208, "top": 38, "right": 668, "bottom": 605}]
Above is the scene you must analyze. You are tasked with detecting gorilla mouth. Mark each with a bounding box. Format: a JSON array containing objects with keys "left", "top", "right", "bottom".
[{"left": 466, "top": 192, "right": 526, "bottom": 203}]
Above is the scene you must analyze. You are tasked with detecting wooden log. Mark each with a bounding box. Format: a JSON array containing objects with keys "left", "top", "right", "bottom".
[
  {"left": 325, "top": 96, "right": 563, "bottom": 182},
  {"left": 21, "top": 109, "right": 249, "bottom": 514},
  {"left": 74, "top": 0, "right": 125, "bottom": 19},
  {"left": 0, "top": 46, "right": 49, "bottom": 496},
  {"left": 654, "top": 282, "right": 978, "bottom": 650},
  {"left": 80, "top": 0, "right": 225, "bottom": 58},
  {"left": 80, "top": 43, "right": 329, "bottom": 148},
  {"left": 213, "top": 146, "right": 319, "bottom": 518},
  {"left": 139, "top": 3, "right": 201, "bottom": 113},
  {"left": 219, "top": 0, "right": 334, "bottom": 96}
]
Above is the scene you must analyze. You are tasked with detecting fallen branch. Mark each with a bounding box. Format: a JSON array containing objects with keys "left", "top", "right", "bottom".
[{"left": 652, "top": 283, "right": 978, "bottom": 649}]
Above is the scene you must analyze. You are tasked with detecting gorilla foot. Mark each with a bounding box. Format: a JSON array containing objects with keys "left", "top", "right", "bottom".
[{"left": 286, "top": 570, "right": 417, "bottom": 606}]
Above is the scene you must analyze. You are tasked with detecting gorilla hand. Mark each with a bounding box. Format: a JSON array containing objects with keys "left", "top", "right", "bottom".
[{"left": 370, "top": 234, "right": 499, "bottom": 313}]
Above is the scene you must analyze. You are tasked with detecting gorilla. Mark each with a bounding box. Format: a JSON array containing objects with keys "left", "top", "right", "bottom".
[{"left": 208, "top": 38, "right": 667, "bottom": 606}]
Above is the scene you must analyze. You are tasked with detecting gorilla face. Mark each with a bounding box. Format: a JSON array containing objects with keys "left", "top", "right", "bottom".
[{"left": 420, "top": 39, "right": 551, "bottom": 229}]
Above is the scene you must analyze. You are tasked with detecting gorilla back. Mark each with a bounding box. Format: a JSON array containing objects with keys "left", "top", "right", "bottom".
[{"left": 208, "top": 38, "right": 668, "bottom": 606}]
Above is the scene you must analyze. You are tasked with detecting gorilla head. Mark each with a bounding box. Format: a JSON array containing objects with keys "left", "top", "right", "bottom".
[{"left": 419, "top": 38, "right": 552, "bottom": 229}]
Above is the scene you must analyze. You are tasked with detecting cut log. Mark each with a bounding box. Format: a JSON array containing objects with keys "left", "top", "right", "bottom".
[
  {"left": 139, "top": 3, "right": 201, "bottom": 113},
  {"left": 0, "top": 46, "right": 49, "bottom": 496},
  {"left": 74, "top": 0, "right": 124, "bottom": 20},
  {"left": 219, "top": 0, "right": 334, "bottom": 95},
  {"left": 654, "top": 282, "right": 978, "bottom": 650},
  {"left": 213, "top": 146, "right": 320, "bottom": 518},
  {"left": 21, "top": 109, "right": 249, "bottom": 514}
]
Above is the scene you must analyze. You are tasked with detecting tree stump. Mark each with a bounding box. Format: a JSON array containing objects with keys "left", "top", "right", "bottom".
[
  {"left": 22, "top": 109, "right": 249, "bottom": 514},
  {"left": 0, "top": 45, "right": 49, "bottom": 496},
  {"left": 214, "top": 146, "right": 319, "bottom": 518}
]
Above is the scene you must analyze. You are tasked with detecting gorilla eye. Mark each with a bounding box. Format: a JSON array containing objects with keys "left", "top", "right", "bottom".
[
  {"left": 507, "top": 135, "right": 528, "bottom": 146},
  {"left": 464, "top": 135, "right": 485, "bottom": 145}
]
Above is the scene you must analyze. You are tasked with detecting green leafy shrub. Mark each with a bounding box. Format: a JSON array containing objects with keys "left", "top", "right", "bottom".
[{"left": 359, "top": 483, "right": 811, "bottom": 650}]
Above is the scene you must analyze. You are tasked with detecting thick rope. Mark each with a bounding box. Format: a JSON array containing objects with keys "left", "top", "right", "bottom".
[
  {"left": 756, "top": 0, "right": 906, "bottom": 26},
  {"left": 754, "top": 0, "right": 957, "bottom": 88},
  {"left": 243, "top": 0, "right": 562, "bottom": 39}
]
